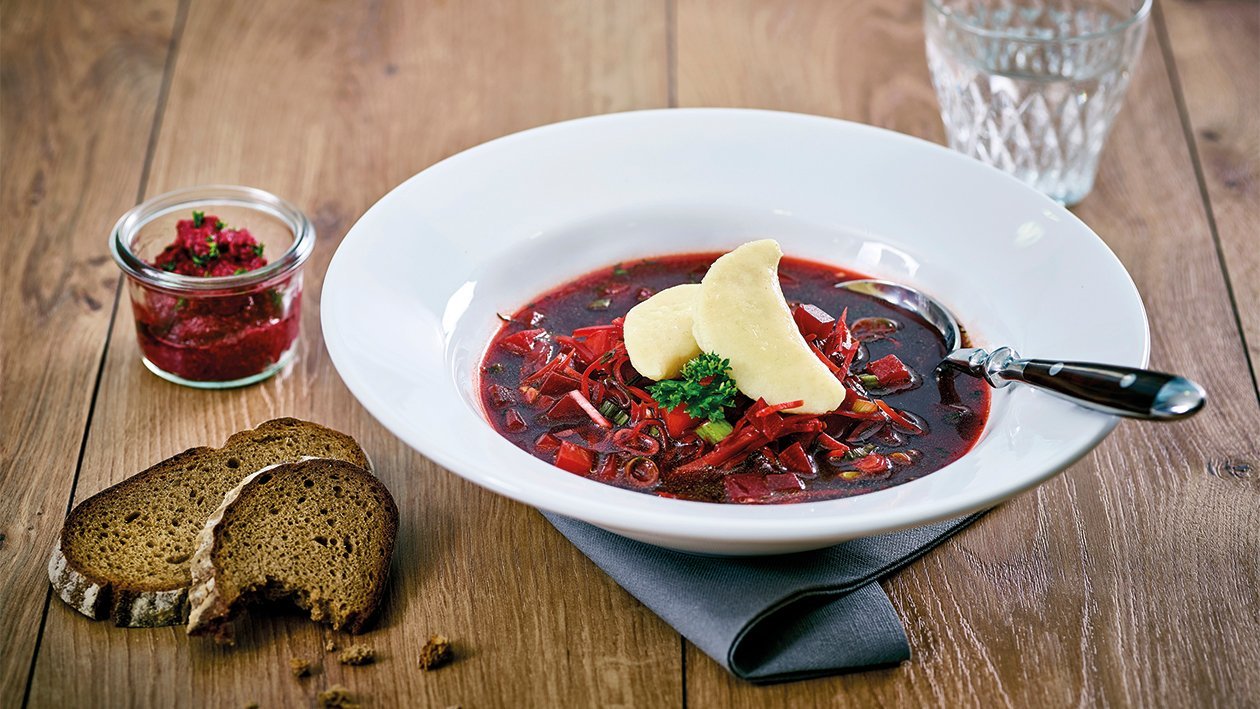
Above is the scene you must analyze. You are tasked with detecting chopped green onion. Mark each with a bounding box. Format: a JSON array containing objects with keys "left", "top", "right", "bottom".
[
  {"left": 843, "top": 444, "right": 876, "bottom": 461},
  {"left": 696, "top": 419, "right": 733, "bottom": 445},
  {"left": 859, "top": 374, "right": 880, "bottom": 389},
  {"left": 850, "top": 399, "right": 878, "bottom": 414},
  {"left": 597, "top": 400, "right": 630, "bottom": 426},
  {"left": 587, "top": 297, "right": 612, "bottom": 311}
]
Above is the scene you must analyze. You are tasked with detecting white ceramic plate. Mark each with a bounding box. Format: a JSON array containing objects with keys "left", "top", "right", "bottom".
[{"left": 322, "top": 109, "right": 1148, "bottom": 555}]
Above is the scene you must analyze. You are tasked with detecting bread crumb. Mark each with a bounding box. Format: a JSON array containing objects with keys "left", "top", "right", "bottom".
[
  {"left": 325, "top": 639, "right": 338, "bottom": 652},
  {"left": 419, "top": 634, "right": 453, "bottom": 671},
  {"left": 290, "top": 657, "right": 311, "bottom": 678},
  {"left": 338, "top": 643, "right": 375, "bottom": 666},
  {"left": 317, "top": 685, "right": 359, "bottom": 709}
]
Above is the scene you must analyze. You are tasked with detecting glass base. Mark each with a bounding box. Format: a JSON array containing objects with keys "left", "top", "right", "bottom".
[{"left": 141, "top": 347, "right": 295, "bottom": 389}]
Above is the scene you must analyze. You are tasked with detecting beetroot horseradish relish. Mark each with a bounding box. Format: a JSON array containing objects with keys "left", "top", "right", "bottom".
[
  {"left": 111, "top": 187, "right": 314, "bottom": 388},
  {"left": 151, "top": 211, "right": 268, "bottom": 276},
  {"left": 480, "top": 253, "right": 990, "bottom": 505}
]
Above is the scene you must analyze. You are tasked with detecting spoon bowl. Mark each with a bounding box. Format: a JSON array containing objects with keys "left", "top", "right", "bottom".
[{"left": 835, "top": 279, "right": 1206, "bottom": 421}]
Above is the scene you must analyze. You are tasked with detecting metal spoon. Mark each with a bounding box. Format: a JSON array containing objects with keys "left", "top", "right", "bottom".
[{"left": 834, "top": 279, "right": 1206, "bottom": 420}]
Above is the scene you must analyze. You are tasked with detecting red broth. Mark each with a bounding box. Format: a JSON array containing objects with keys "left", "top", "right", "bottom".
[{"left": 479, "top": 253, "right": 989, "bottom": 504}]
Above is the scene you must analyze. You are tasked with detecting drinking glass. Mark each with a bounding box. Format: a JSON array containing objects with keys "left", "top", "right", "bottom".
[{"left": 924, "top": 0, "right": 1150, "bottom": 205}]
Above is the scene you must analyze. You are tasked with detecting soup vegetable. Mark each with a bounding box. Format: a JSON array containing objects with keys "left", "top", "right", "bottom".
[{"left": 479, "top": 240, "right": 989, "bottom": 504}]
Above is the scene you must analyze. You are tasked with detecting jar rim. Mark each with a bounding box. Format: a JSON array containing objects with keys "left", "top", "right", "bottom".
[
  {"left": 110, "top": 185, "right": 315, "bottom": 294},
  {"left": 925, "top": 0, "right": 1152, "bottom": 44}
]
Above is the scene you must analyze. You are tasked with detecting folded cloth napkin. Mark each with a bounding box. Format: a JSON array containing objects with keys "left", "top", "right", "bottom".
[{"left": 544, "top": 511, "right": 986, "bottom": 683}]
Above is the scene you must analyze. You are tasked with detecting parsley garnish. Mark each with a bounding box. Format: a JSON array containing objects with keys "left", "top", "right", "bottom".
[
  {"left": 648, "top": 353, "right": 739, "bottom": 422},
  {"left": 612, "top": 263, "right": 629, "bottom": 277},
  {"left": 192, "top": 210, "right": 205, "bottom": 228},
  {"left": 253, "top": 243, "right": 265, "bottom": 257},
  {"left": 215, "top": 219, "right": 226, "bottom": 230},
  {"left": 161, "top": 262, "right": 176, "bottom": 271},
  {"left": 205, "top": 236, "right": 219, "bottom": 259}
]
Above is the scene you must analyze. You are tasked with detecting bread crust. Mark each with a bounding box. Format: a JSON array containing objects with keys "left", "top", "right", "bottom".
[
  {"left": 186, "top": 458, "right": 397, "bottom": 640},
  {"left": 49, "top": 419, "right": 369, "bottom": 627},
  {"left": 185, "top": 461, "right": 289, "bottom": 641}
]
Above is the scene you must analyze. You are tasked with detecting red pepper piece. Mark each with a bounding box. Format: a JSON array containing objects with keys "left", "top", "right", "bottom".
[
  {"left": 581, "top": 330, "right": 614, "bottom": 359},
  {"left": 765, "top": 472, "right": 805, "bottom": 492},
  {"left": 777, "top": 442, "right": 816, "bottom": 475},
  {"left": 486, "top": 384, "right": 515, "bottom": 409},
  {"left": 504, "top": 408, "right": 527, "bottom": 432},
  {"left": 868, "top": 354, "right": 913, "bottom": 387},
  {"left": 555, "top": 441, "right": 594, "bottom": 475},
  {"left": 544, "top": 390, "right": 612, "bottom": 429},
  {"left": 535, "top": 433, "right": 561, "bottom": 454},
  {"left": 724, "top": 473, "right": 772, "bottom": 503},
  {"left": 535, "top": 370, "right": 581, "bottom": 396},
  {"left": 521, "top": 339, "right": 552, "bottom": 377},
  {"left": 662, "top": 405, "right": 700, "bottom": 437},
  {"left": 792, "top": 304, "right": 835, "bottom": 341},
  {"left": 594, "top": 454, "right": 620, "bottom": 481},
  {"left": 500, "top": 328, "right": 548, "bottom": 355}
]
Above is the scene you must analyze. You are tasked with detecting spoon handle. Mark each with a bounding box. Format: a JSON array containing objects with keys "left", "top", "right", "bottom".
[{"left": 949, "top": 348, "right": 1207, "bottom": 420}]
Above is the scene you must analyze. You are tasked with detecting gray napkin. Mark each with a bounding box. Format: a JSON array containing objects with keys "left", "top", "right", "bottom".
[{"left": 545, "top": 511, "right": 985, "bottom": 683}]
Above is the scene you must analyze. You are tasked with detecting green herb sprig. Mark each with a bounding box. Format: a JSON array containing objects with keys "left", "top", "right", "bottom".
[{"left": 648, "top": 352, "right": 738, "bottom": 422}]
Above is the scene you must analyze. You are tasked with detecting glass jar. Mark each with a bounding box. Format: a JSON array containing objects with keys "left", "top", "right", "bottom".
[{"left": 110, "top": 185, "right": 315, "bottom": 388}]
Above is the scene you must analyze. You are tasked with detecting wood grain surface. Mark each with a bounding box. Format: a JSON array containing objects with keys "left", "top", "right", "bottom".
[
  {"left": 1159, "top": 0, "right": 1260, "bottom": 395},
  {"left": 3, "top": 0, "right": 1256, "bottom": 707},
  {"left": 0, "top": 0, "right": 178, "bottom": 701}
]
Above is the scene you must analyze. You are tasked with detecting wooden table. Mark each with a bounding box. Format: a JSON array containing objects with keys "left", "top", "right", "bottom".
[{"left": 4, "top": 1, "right": 1257, "bottom": 706}]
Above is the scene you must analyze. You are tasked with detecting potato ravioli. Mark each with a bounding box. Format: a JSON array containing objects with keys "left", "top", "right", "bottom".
[{"left": 479, "top": 243, "right": 990, "bottom": 504}]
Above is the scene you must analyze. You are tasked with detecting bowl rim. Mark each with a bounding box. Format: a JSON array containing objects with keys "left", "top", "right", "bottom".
[{"left": 323, "top": 107, "right": 1149, "bottom": 544}]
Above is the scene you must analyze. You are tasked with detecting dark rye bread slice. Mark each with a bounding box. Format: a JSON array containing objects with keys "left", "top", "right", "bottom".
[
  {"left": 186, "top": 458, "right": 398, "bottom": 640},
  {"left": 49, "top": 419, "right": 370, "bottom": 627}
]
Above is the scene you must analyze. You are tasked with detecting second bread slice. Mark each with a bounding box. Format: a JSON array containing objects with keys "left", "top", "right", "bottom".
[{"left": 186, "top": 458, "right": 398, "bottom": 640}]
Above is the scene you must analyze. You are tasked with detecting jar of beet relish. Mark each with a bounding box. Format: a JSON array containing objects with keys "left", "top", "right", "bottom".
[{"left": 110, "top": 185, "right": 314, "bottom": 388}]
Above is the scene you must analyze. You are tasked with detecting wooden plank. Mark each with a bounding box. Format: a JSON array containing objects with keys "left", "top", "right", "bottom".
[
  {"left": 1159, "top": 0, "right": 1260, "bottom": 395},
  {"left": 0, "top": 0, "right": 177, "bottom": 702},
  {"left": 676, "top": 0, "right": 1260, "bottom": 705},
  {"left": 24, "top": 1, "right": 675, "bottom": 707}
]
